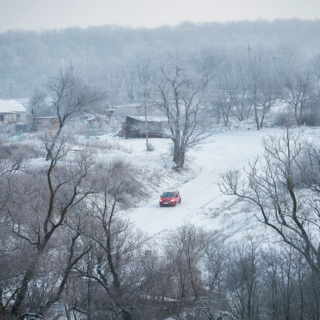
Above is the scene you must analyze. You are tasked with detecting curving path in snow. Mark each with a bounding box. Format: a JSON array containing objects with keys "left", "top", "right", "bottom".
[{"left": 126, "top": 129, "right": 283, "bottom": 236}]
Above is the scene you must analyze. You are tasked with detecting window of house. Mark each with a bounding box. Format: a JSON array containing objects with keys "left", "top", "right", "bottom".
[{"left": 0, "top": 115, "right": 4, "bottom": 121}]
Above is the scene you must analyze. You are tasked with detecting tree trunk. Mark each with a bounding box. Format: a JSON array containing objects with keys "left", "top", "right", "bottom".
[
  {"left": 10, "top": 261, "right": 37, "bottom": 320},
  {"left": 254, "top": 104, "right": 260, "bottom": 131},
  {"left": 144, "top": 87, "right": 149, "bottom": 151},
  {"left": 121, "top": 309, "right": 132, "bottom": 320},
  {"left": 173, "top": 142, "right": 185, "bottom": 168}
]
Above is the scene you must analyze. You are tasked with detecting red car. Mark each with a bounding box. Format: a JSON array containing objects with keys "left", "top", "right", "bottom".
[{"left": 159, "top": 190, "right": 181, "bottom": 207}]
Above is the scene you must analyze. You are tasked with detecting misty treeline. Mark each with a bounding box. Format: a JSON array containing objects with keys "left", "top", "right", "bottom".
[
  {"left": 19, "top": 18, "right": 320, "bottom": 166},
  {"left": 1, "top": 21, "right": 320, "bottom": 124},
  {"left": 1, "top": 129, "right": 320, "bottom": 320},
  {"left": 3, "top": 20, "right": 320, "bottom": 133}
]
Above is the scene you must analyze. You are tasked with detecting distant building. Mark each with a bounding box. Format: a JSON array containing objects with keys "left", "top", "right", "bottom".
[
  {"left": 34, "top": 116, "right": 59, "bottom": 131},
  {"left": 121, "top": 115, "right": 168, "bottom": 138},
  {"left": 107, "top": 109, "right": 116, "bottom": 118},
  {"left": 0, "top": 99, "right": 27, "bottom": 131}
]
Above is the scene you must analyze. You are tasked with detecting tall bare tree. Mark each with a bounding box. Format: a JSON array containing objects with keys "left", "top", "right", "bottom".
[
  {"left": 44, "top": 64, "right": 106, "bottom": 160},
  {"left": 2, "top": 131, "right": 99, "bottom": 320},
  {"left": 153, "top": 59, "right": 212, "bottom": 168},
  {"left": 46, "top": 64, "right": 106, "bottom": 134},
  {"left": 136, "top": 57, "right": 155, "bottom": 150},
  {"left": 246, "top": 50, "right": 268, "bottom": 130},
  {"left": 283, "top": 68, "right": 316, "bottom": 125},
  {"left": 76, "top": 160, "right": 149, "bottom": 320}
]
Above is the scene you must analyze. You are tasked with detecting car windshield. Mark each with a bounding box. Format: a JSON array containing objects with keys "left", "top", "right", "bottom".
[{"left": 161, "top": 192, "right": 175, "bottom": 198}]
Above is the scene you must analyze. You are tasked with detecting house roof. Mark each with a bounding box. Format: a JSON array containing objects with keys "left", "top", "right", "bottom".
[
  {"left": 0, "top": 99, "right": 27, "bottom": 113},
  {"left": 35, "top": 116, "right": 58, "bottom": 119},
  {"left": 127, "top": 115, "right": 168, "bottom": 122}
]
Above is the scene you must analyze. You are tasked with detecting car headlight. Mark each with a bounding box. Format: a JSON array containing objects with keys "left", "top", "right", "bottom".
[
  {"left": 160, "top": 199, "right": 163, "bottom": 202},
  {"left": 171, "top": 199, "right": 175, "bottom": 202}
]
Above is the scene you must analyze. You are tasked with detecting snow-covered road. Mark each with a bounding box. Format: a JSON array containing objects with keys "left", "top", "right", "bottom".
[{"left": 127, "top": 129, "right": 283, "bottom": 236}]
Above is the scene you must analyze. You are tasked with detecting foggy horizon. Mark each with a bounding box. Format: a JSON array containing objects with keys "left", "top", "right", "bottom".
[
  {"left": 1, "top": 17, "right": 320, "bottom": 34},
  {"left": 1, "top": 0, "right": 320, "bottom": 33}
]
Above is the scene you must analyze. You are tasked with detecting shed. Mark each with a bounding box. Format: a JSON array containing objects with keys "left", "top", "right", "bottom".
[
  {"left": 34, "top": 116, "right": 59, "bottom": 131},
  {"left": 121, "top": 115, "right": 168, "bottom": 138},
  {"left": 0, "top": 99, "right": 27, "bottom": 130}
]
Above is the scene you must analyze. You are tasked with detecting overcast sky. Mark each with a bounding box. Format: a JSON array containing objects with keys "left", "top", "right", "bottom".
[{"left": 1, "top": 0, "right": 320, "bottom": 32}]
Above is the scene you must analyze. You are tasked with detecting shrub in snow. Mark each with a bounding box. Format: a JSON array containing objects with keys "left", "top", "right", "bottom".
[
  {"left": 299, "top": 109, "right": 320, "bottom": 126},
  {"left": 272, "top": 110, "right": 297, "bottom": 127},
  {"left": 147, "top": 142, "right": 155, "bottom": 151}
]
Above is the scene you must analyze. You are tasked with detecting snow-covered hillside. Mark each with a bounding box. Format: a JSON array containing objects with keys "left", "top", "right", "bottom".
[
  {"left": 18, "top": 125, "right": 319, "bottom": 240},
  {"left": 94, "top": 127, "right": 294, "bottom": 239},
  {"left": 94, "top": 126, "right": 320, "bottom": 242},
  {"left": 124, "top": 128, "right": 282, "bottom": 237}
]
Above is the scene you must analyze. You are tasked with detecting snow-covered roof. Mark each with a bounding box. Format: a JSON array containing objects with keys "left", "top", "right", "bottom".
[
  {"left": 127, "top": 115, "right": 168, "bottom": 122},
  {"left": 0, "top": 99, "right": 27, "bottom": 113},
  {"left": 35, "top": 116, "right": 58, "bottom": 119},
  {"left": 115, "top": 103, "right": 142, "bottom": 108}
]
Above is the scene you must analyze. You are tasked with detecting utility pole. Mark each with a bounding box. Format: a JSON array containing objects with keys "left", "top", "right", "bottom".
[
  {"left": 144, "top": 81, "right": 149, "bottom": 151},
  {"left": 246, "top": 42, "right": 252, "bottom": 54}
]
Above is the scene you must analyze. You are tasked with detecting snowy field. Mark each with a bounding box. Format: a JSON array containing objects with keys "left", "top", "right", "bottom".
[
  {"left": 124, "top": 128, "right": 280, "bottom": 238},
  {"left": 18, "top": 125, "right": 320, "bottom": 241},
  {"left": 94, "top": 126, "right": 319, "bottom": 242},
  {"left": 96, "top": 126, "right": 308, "bottom": 240}
]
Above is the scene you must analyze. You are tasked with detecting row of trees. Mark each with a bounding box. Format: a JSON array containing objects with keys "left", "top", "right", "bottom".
[
  {"left": 134, "top": 49, "right": 320, "bottom": 130},
  {"left": 27, "top": 61, "right": 211, "bottom": 168},
  {"left": 27, "top": 46, "right": 320, "bottom": 168},
  {"left": 1, "top": 127, "right": 320, "bottom": 320},
  {"left": 1, "top": 19, "right": 320, "bottom": 97}
]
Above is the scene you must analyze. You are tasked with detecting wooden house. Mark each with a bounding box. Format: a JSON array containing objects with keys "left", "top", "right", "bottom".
[
  {"left": 121, "top": 115, "right": 168, "bottom": 138},
  {"left": 34, "top": 116, "right": 59, "bottom": 131},
  {"left": 0, "top": 99, "right": 27, "bottom": 131}
]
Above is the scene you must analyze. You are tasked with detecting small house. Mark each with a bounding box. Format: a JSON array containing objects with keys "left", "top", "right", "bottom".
[
  {"left": 121, "top": 115, "right": 168, "bottom": 138},
  {"left": 0, "top": 99, "right": 27, "bottom": 131}
]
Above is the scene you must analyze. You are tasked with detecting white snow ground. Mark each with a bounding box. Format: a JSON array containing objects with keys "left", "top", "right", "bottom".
[
  {"left": 104, "top": 127, "right": 287, "bottom": 239},
  {"left": 23, "top": 125, "right": 319, "bottom": 241}
]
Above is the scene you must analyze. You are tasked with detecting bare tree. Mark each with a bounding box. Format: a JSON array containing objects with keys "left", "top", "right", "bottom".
[
  {"left": 153, "top": 59, "right": 212, "bottom": 168},
  {"left": 224, "top": 235, "right": 266, "bottom": 320},
  {"left": 231, "top": 60, "right": 251, "bottom": 122},
  {"left": 44, "top": 64, "right": 106, "bottom": 160},
  {"left": 258, "top": 73, "right": 282, "bottom": 128},
  {"left": 26, "top": 88, "right": 51, "bottom": 130},
  {"left": 1, "top": 131, "right": 99, "bottom": 320},
  {"left": 246, "top": 50, "right": 269, "bottom": 130},
  {"left": 46, "top": 64, "right": 106, "bottom": 134},
  {"left": 210, "top": 58, "right": 251, "bottom": 126},
  {"left": 158, "top": 224, "right": 228, "bottom": 320},
  {"left": 209, "top": 62, "right": 235, "bottom": 127},
  {"left": 219, "top": 128, "right": 320, "bottom": 280},
  {"left": 136, "top": 56, "right": 155, "bottom": 151},
  {"left": 283, "top": 68, "right": 317, "bottom": 125},
  {"left": 27, "top": 89, "right": 49, "bottom": 117},
  {"left": 0, "top": 139, "right": 37, "bottom": 318},
  {"left": 76, "top": 160, "right": 149, "bottom": 320},
  {"left": 310, "top": 53, "right": 320, "bottom": 83}
]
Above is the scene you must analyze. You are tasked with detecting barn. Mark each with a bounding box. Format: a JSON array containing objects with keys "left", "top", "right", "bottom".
[
  {"left": 0, "top": 99, "right": 27, "bottom": 131},
  {"left": 121, "top": 115, "right": 168, "bottom": 138}
]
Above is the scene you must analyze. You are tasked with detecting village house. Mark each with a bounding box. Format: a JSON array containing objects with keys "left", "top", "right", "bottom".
[
  {"left": 0, "top": 99, "right": 27, "bottom": 131},
  {"left": 120, "top": 115, "right": 168, "bottom": 138}
]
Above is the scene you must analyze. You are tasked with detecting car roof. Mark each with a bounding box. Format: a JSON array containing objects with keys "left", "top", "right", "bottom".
[{"left": 162, "top": 190, "right": 178, "bottom": 193}]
